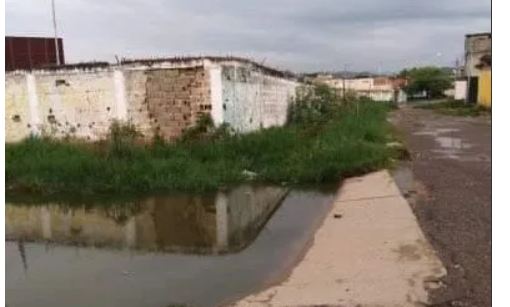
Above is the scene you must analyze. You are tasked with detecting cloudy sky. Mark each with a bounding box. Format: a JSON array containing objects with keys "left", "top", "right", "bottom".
[{"left": 6, "top": 0, "right": 491, "bottom": 72}]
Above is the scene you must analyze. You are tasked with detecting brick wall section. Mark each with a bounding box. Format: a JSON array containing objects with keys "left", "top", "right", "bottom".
[
  {"left": 145, "top": 67, "right": 211, "bottom": 141},
  {"left": 124, "top": 70, "right": 153, "bottom": 138}
]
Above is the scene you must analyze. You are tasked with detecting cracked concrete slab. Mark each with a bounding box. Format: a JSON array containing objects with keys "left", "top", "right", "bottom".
[{"left": 230, "top": 170, "right": 446, "bottom": 307}]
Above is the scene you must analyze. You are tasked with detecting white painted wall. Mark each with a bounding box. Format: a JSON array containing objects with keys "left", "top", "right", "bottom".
[
  {"left": 366, "top": 90, "right": 394, "bottom": 102},
  {"left": 397, "top": 90, "right": 408, "bottom": 104},
  {"left": 455, "top": 80, "right": 467, "bottom": 100},
  {"left": 26, "top": 74, "right": 41, "bottom": 136},
  {"left": 5, "top": 74, "right": 31, "bottom": 142},
  {"left": 113, "top": 70, "right": 128, "bottom": 121},
  {"left": 219, "top": 64, "right": 300, "bottom": 132},
  {"left": 5, "top": 68, "right": 130, "bottom": 142},
  {"left": 208, "top": 66, "right": 224, "bottom": 125}
]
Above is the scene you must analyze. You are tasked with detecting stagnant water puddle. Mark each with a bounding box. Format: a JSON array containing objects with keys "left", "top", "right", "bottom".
[{"left": 6, "top": 185, "right": 336, "bottom": 307}]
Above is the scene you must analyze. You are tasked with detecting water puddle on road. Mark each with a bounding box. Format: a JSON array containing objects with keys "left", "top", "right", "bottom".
[
  {"left": 6, "top": 185, "right": 336, "bottom": 307},
  {"left": 435, "top": 136, "right": 472, "bottom": 150},
  {"left": 431, "top": 136, "right": 473, "bottom": 159},
  {"left": 413, "top": 126, "right": 476, "bottom": 160},
  {"left": 413, "top": 128, "right": 460, "bottom": 137}
]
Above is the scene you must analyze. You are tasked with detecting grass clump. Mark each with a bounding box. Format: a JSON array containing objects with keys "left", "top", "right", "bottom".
[
  {"left": 418, "top": 100, "right": 491, "bottom": 117},
  {"left": 6, "top": 85, "right": 401, "bottom": 197}
]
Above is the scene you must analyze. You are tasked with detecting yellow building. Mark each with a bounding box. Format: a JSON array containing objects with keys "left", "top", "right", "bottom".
[{"left": 476, "top": 54, "right": 491, "bottom": 108}]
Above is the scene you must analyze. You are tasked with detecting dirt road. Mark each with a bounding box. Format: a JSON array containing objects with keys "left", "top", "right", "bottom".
[{"left": 392, "top": 106, "right": 491, "bottom": 307}]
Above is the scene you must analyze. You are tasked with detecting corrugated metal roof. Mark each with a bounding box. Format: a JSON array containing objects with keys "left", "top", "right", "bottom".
[{"left": 5, "top": 36, "right": 65, "bottom": 71}]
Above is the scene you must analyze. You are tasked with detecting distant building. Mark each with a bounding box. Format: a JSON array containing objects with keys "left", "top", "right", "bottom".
[
  {"left": 5, "top": 36, "right": 65, "bottom": 71},
  {"left": 463, "top": 32, "right": 491, "bottom": 104},
  {"left": 321, "top": 76, "right": 407, "bottom": 103},
  {"left": 302, "top": 73, "right": 334, "bottom": 84},
  {"left": 464, "top": 32, "right": 491, "bottom": 78}
]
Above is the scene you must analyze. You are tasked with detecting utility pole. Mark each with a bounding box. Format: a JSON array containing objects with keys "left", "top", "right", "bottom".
[
  {"left": 455, "top": 58, "right": 463, "bottom": 79},
  {"left": 342, "top": 63, "right": 348, "bottom": 101},
  {"left": 51, "top": 0, "right": 61, "bottom": 65},
  {"left": 368, "top": 69, "right": 372, "bottom": 100}
]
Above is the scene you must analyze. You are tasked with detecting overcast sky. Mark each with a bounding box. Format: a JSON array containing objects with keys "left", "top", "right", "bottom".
[{"left": 5, "top": 0, "right": 491, "bottom": 72}]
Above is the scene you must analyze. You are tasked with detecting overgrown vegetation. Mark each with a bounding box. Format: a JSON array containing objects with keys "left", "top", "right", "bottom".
[
  {"left": 6, "top": 85, "right": 401, "bottom": 197},
  {"left": 418, "top": 100, "right": 491, "bottom": 117}
]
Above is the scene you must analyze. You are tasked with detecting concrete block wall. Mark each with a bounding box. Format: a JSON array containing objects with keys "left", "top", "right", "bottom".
[
  {"left": 5, "top": 68, "right": 127, "bottom": 142},
  {"left": 219, "top": 64, "right": 300, "bottom": 132},
  {"left": 124, "top": 70, "right": 153, "bottom": 137},
  {"left": 5, "top": 57, "right": 301, "bottom": 143},
  {"left": 5, "top": 74, "right": 30, "bottom": 142},
  {"left": 34, "top": 69, "right": 118, "bottom": 140}
]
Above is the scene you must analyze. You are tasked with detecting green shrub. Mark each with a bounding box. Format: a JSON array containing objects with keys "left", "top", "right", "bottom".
[
  {"left": 108, "top": 120, "right": 142, "bottom": 159},
  {"left": 6, "top": 86, "right": 400, "bottom": 197},
  {"left": 287, "top": 84, "right": 342, "bottom": 126}
]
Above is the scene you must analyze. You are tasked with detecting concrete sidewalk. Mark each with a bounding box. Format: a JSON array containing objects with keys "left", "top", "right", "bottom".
[{"left": 230, "top": 170, "right": 446, "bottom": 307}]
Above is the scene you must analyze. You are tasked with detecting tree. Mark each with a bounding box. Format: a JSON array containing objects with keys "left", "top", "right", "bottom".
[{"left": 399, "top": 66, "right": 453, "bottom": 99}]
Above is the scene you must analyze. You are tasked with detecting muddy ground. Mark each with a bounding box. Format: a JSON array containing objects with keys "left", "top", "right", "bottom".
[{"left": 391, "top": 106, "right": 491, "bottom": 307}]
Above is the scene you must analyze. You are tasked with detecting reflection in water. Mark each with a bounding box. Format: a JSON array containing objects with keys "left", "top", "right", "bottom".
[
  {"left": 6, "top": 186, "right": 288, "bottom": 256},
  {"left": 6, "top": 190, "right": 335, "bottom": 307},
  {"left": 17, "top": 241, "right": 27, "bottom": 271}
]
